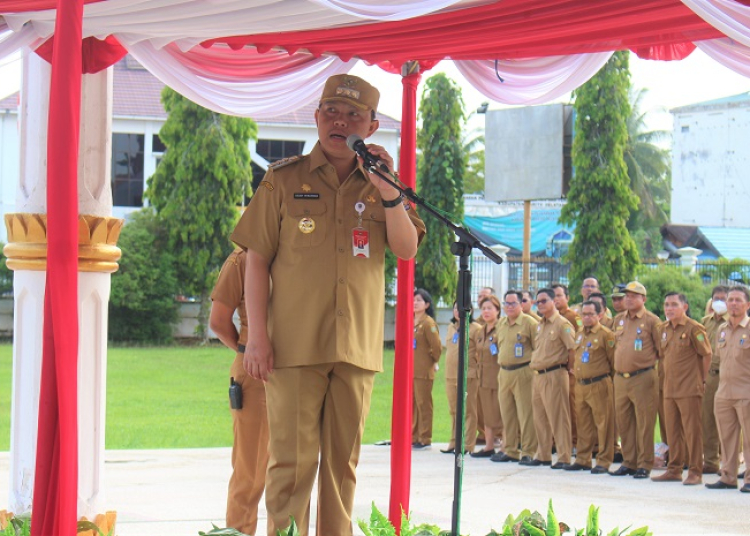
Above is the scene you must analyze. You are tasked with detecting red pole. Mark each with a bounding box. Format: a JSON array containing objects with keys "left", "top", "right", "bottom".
[{"left": 388, "top": 64, "right": 421, "bottom": 531}]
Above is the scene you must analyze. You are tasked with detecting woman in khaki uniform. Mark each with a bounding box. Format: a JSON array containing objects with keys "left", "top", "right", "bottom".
[
  {"left": 471, "top": 295, "right": 504, "bottom": 457},
  {"left": 441, "top": 302, "right": 482, "bottom": 454},
  {"left": 412, "top": 289, "right": 442, "bottom": 449}
]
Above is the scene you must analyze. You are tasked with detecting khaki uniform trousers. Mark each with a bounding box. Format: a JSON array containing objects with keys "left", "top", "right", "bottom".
[
  {"left": 701, "top": 371, "right": 721, "bottom": 468},
  {"left": 614, "top": 369, "right": 658, "bottom": 470},
  {"left": 226, "top": 368, "right": 269, "bottom": 535},
  {"left": 569, "top": 373, "right": 577, "bottom": 447},
  {"left": 498, "top": 366, "right": 537, "bottom": 459},
  {"left": 412, "top": 378, "right": 434, "bottom": 445},
  {"left": 445, "top": 377, "right": 479, "bottom": 451},
  {"left": 264, "top": 362, "right": 375, "bottom": 536},
  {"left": 664, "top": 396, "right": 703, "bottom": 478},
  {"left": 657, "top": 363, "right": 668, "bottom": 446},
  {"left": 714, "top": 397, "right": 750, "bottom": 487},
  {"left": 478, "top": 386, "right": 503, "bottom": 442},
  {"left": 574, "top": 377, "right": 615, "bottom": 469},
  {"left": 531, "top": 369, "right": 572, "bottom": 463}
]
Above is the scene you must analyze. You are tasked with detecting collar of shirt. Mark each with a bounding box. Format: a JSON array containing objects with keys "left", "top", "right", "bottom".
[
  {"left": 626, "top": 308, "right": 645, "bottom": 320},
  {"left": 669, "top": 316, "right": 688, "bottom": 329},
  {"left": 308, "top": 141, "right": 368, "bottom": 181},
  {"left": 541, "top": 310, "right": 561, "bottom": 325},
  {"left": 728, "top": 315, "right": 750, "bottom": 330},
  {"left": 584, "top": 323, "right": 601, "bottom": 335}
]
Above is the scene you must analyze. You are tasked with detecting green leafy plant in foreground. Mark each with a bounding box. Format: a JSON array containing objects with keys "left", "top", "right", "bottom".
[
  {"left": 1, "top": 514, "right": 30, "bottom": 536},
  {"left": 199, "top": 517, "right": 298, "bottom": 536}
]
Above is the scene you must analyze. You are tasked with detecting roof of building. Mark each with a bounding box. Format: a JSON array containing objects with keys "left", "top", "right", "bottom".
[
  {"left": 671, "top": 91, "right": 750, "bottom": 114},
  {"left": 0, "top": 55, "right": 401, "bottom": 130},
  {"left": 697, "top": 226, "right": 750, "bottom": 261}
]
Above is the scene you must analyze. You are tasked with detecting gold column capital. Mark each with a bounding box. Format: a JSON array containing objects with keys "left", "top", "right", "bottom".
[{"left": 3, "top": 213, "right": 124, "bottom": 273}]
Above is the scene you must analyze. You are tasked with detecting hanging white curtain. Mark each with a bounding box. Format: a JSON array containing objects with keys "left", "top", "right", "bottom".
[
  {"left": 697, "top": 37, "right": 750, "bottom": 78},
  {"left": 682, "top": 0, "right": 750, "bottom": 48}
]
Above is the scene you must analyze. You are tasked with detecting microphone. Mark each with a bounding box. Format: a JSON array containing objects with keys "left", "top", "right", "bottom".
[{"left": 346, "top": 134, "right": 389, "bottom": 172}]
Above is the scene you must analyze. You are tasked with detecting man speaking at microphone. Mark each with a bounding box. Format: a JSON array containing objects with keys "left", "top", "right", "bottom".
[{"left": 231, "top": 74, "right": 425, "bottom": 536}]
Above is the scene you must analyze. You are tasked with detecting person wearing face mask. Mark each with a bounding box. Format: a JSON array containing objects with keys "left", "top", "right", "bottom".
[{"left": 700, "top": 285, "right": 729, "bottom": 475}]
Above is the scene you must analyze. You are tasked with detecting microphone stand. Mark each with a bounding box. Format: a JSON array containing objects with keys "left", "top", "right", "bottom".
[{"left": 365, "top": 162, "right": 502, "bottom": 536}]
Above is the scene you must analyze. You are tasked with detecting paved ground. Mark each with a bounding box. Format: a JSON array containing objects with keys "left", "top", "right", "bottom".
[{"left": 1, "top": 446, "right": 748, "bottom": 536}]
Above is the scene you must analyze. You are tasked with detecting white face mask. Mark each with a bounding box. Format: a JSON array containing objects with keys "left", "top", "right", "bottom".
[{"left": 712, "top": 300, "right": 727, "bottom": 315}]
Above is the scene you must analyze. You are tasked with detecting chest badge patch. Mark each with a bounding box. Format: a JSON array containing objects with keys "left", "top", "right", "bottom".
[
  {"left": 298, "top": 217, "right": 316, "bottom": 234},
  {"left": 366, "top": 195, "right": 376, "bottom": 204},
  {"left": 302, "top": 183, "right": 311, "bottom": 192}
]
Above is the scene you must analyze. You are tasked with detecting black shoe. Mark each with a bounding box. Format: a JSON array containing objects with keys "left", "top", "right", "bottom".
[
  {"left": 705, "top": 480, "right": 737, "bottom": 489},
  {"left": 551, "top": 462, "right": 569, "bottom": 470},
  {"left": 412, "top": 442, "right": 430, "bottom": 450},
  {"left": 564, "top": 463, "right": 589, "bottom": 471},
  {"left": 741, "top": 484, "right": 750, "bottom": 493},
  {"left": 519, "top": 455, "right": 533, "bottom": 464},
  {"left": 613, "top": 452, "right": 623, "bottom": 463},
  {"left": 609, "top": 466, "right": 636, "bottom": 476},
  {"left": 633, "top": 468, "right": 650, "bottom": 479},
  {"left": 440, "top": 447, "right": 455, "bottom": 454},
  {"left": 491, "top": 452, "right": 519, "bottom": 463},
  {"left": 740, "top": 471, "right": 746, "bottom": 479},
  {"left": 470, "top": 449, "right": 494, "bottom": 458},
  {"left": 520, "top": 458, "right": 551, "bottom": 466},
  {"left": 591, "top": 465, "right": 608, "bottom": 474}
]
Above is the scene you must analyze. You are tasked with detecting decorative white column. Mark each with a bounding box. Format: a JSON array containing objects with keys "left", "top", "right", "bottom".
[
  {"left": 676, "top": 246, "right": 702, "bottom": 273},
  {"left": 489, "top": 244, "right": 510, "bottom": 298},
  {"left": 3, "top": 51, "right": 122, "bottom": 529}
]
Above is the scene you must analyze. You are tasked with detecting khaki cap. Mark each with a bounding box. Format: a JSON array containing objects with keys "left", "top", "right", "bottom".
[
  {"left": 320, "top": 74, "right": 379, "bottom": 112},
  {"left": 611, "top": 284, "right": 627, "bottom": 298},
  {"left": 623, "top": 281, "right": 647, "bottom": 296}
]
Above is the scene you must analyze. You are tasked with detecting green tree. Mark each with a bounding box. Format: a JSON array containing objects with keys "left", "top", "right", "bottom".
[
  {"left": 109, "top": 208, "right": 180, "bottom": 342},
  {"left": 636, "top": 266, "right": 712, "bottom": 320},
  {"left": 624, "top": 87, "right": 672, "bottom": 257},
  {"left": 463, "top": 129, "right": 485, "bottom": 194},
  {"left": 414, "top": 73, "right": 466, "bottom": 303},
  {"left": 146, "top": 87, "right": 257, "bottom": 340},
  {"left": 560, "top": 51, "right": 640, "bottom": 293}
]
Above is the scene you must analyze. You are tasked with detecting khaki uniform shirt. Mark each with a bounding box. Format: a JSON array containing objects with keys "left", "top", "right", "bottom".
[
  {"left": 231, "top": 143, "right": 426, "bottom": 371},
  {"left": 601, "top": 316, "right": 615, "bottom": 330},
  {"left": 612, "top": 308, "right": 661, "bottom": 373},
  {"left": 445, "top": 321, "right": 482, "bottom": 380},
  {"left": 716, "top": 316, "right": 750, "bottom": 400},
  {"left": 558, "top": 305, "right": 582, "bottom": 332},
  {"left": 531, "top": 311, "right": 576, "bottom": 370},
  {"left": 496, "top": 313, "right": 538, "bottom": 366},
  {"left": 210, "top": 248, "right": 248, "bottom": 346},
  {"left": 573, "top": 323, "right": 615, "bottom": 380},
  {"left": 525, "top": 310, "right": 542, "bottom": 322},
  {"left": 701, "top": 312, "right": 729, "bottom": 371},
  {"left": 474, "top": 322, "right": 501, "bottom": 389},
  {"left": 413, "top": 315, "right": 442, "bottom": 380},
  {"left": 572, "top": 302, "right": 613, "bottom": 321},
  {"left": 657, "top": 317, "right": 711, "bottom": 398}
]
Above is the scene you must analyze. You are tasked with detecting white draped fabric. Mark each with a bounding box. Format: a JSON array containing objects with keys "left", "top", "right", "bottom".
[
  {"left": 0, "top": 23, "right": 44, "bottom": 61},
  {"left": 453, "top": 52, "right": 613, "bottom": 105},
  {"left": 127, "top": 41, "right": 356, "bottom": 118},
  {"left": 697, "top": 37, "right": 750, "bottom": 78},
  {"left": 682, "top": 0, "right": 750, "bottom": 48}
]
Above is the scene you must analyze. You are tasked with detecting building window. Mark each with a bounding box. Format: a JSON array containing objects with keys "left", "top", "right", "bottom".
[
  {"left": 112, "top": 133, "right": 144, "bottom": 207},
  {"left": 251, "top": 139, "right": 305, "bottom": 193}
]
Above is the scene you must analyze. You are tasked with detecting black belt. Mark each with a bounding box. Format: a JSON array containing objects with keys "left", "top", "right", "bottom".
[
  {"left": 533, "top": 363, "right": 566, "bottom": 375},
  {"left": 709, "top": 369, "right": 720, "bottom": 376},
  {"left": 578, "top": 373, "right": 610, "bottom": 386},
  {"left": 237, "top": 344, "right": 246, "bottom": 353},
  {"left": 616, "top": 365, "right": 654, "bottom": 379},
  {"left": 501, "top": 362, "right": 530, "bottom": 371}
]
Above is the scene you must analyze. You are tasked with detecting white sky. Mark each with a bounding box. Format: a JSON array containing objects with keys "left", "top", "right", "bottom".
[{"left": 1, "top": 49, "right": 749, "bottom": 139}]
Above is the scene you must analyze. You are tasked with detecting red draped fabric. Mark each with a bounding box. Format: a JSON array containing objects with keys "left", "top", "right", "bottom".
[
  {"left": 35, "top": 35, "right": 126, "bottom": 74},
  {"left": 0, "top": 0, "right": 101, "bottom": 10},
  {"left": 205, "top": 0, "right": 725, "bottom": 65},
  {"left": 31, "top": 0, "right": 81, "bottom": 534}
]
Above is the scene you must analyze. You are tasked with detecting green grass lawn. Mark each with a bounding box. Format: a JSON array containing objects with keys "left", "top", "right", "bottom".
[{"left": 0, "top": 344, "right": 454, "bottom": 450}]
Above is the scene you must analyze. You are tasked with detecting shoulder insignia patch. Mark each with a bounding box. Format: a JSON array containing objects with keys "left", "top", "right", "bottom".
[
  {"left": 260, "top": 180, "right": 274, "bottom": 191},
  {"left": 431, "top": 326, "right": 437, "bottom": 333},
  {"left": 696, "top": 334, "right": 705, "bottom": 342},
  {"left": 564, "top": 326, "right": 571, "bottom": 334},
  {"left": 608, "top": 340, "right": 615, "bottom": 348},
  {"left": 269, "top": 154, "right": 303, "bottom": 170},
  {"left": 576, "top": 319, "right": 583, "bottom": 326}
]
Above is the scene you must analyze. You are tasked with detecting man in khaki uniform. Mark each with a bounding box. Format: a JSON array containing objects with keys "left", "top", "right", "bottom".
[
  {"left": 552, "top": 283, "right": 581, "bottom": 448},
  {"left": 232, "top": 74, "right": 425, "bottom": 536},
  {"left": 652, "top": 292, "right": 712, "bottom": 485},
  {"left": 589, "top": 292, "right": 614, "bottom": 329},
  {"left": 209, "top": 248, "right": 269, "bottom": 536},
  {"left": 492, "top": 290, "right": 538, "bottom": 463},
  {"left": 611, "top": 286, "right": 627, "bottom": 315},
  {"left": 520, "top": 288, "right": 575, "bottom": 468},
  {"left": 700, "top": 285, "right": 729, "bottom": 474},
  {"left": 521, "top": 290, "right": 541, "bottom": 321},
  {"left": 706, "top": 286, "right": 750, "bottom": 493},
  {"left": 610, "top": 281, "right": 661, "bottom": 479},
  {"left": 566, "top": 301, "right": 616, "bottom": 474}
]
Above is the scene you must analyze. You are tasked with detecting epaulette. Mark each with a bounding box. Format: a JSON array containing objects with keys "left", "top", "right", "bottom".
[{"left": 269, "top": 155, "right": 303, "bottom": 170}]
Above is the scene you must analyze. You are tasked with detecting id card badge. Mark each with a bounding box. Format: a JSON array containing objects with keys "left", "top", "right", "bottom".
[
  {"left": 352, "top": 202, "right": 370, "bottom": 258},
  {"left": 413, "top": 337, "right": 417, "bottom": 349},
  {"left": 490, "top": 342, "right": 498, "bottom": 356},
  {"left": 514, "top": 343, "right": 524, "bottom": 358},
  {"left": 452, "top": 332, "right": 459, "bottom": 344},
  {"left": 634, "top": 338, "right": 643, "bottom": 352},
  {"left": 581, "top": 351, "right": 590, "bottom": 363}
]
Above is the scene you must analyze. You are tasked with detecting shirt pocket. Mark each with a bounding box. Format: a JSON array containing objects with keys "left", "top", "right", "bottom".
[
  {"left": 363, "top": 206, "right": 386, "bottom": 255},
  {"left": 287, "top": 200, "right": 327, "bottom": 248}
]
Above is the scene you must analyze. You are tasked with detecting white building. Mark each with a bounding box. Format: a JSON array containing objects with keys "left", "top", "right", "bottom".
[
  {"left": 0, "top": 56, "right": 401, "bottom": 242},
  {"left": 670, "top": 92, "right": 750, "bottom": 227}
]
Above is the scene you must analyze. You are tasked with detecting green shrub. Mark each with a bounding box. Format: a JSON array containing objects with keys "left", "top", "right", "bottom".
[
  {"left": 635, "top": 265, "right": 712, "bottom": 320},
  {"left": 109, "top": 208, "right": 179, "bottom": 343},
  {"left": 0, "top": 244, "right": 13, "bottom": 296}
]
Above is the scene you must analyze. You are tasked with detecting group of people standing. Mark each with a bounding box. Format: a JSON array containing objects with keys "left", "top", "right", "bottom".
[{"left": 410, "top": 278, "right": 750, "bottom": 495}]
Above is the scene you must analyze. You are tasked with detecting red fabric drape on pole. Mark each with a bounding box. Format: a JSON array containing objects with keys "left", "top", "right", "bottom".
[
  {"left": 31, "top": 0, "right": 82, "bottom": 534},
  {"left": 389, "top": 68, "right": 421, "bottom": 531},
  {"left": 35, "top": 35, "right": 127, "bottom": 74}
]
